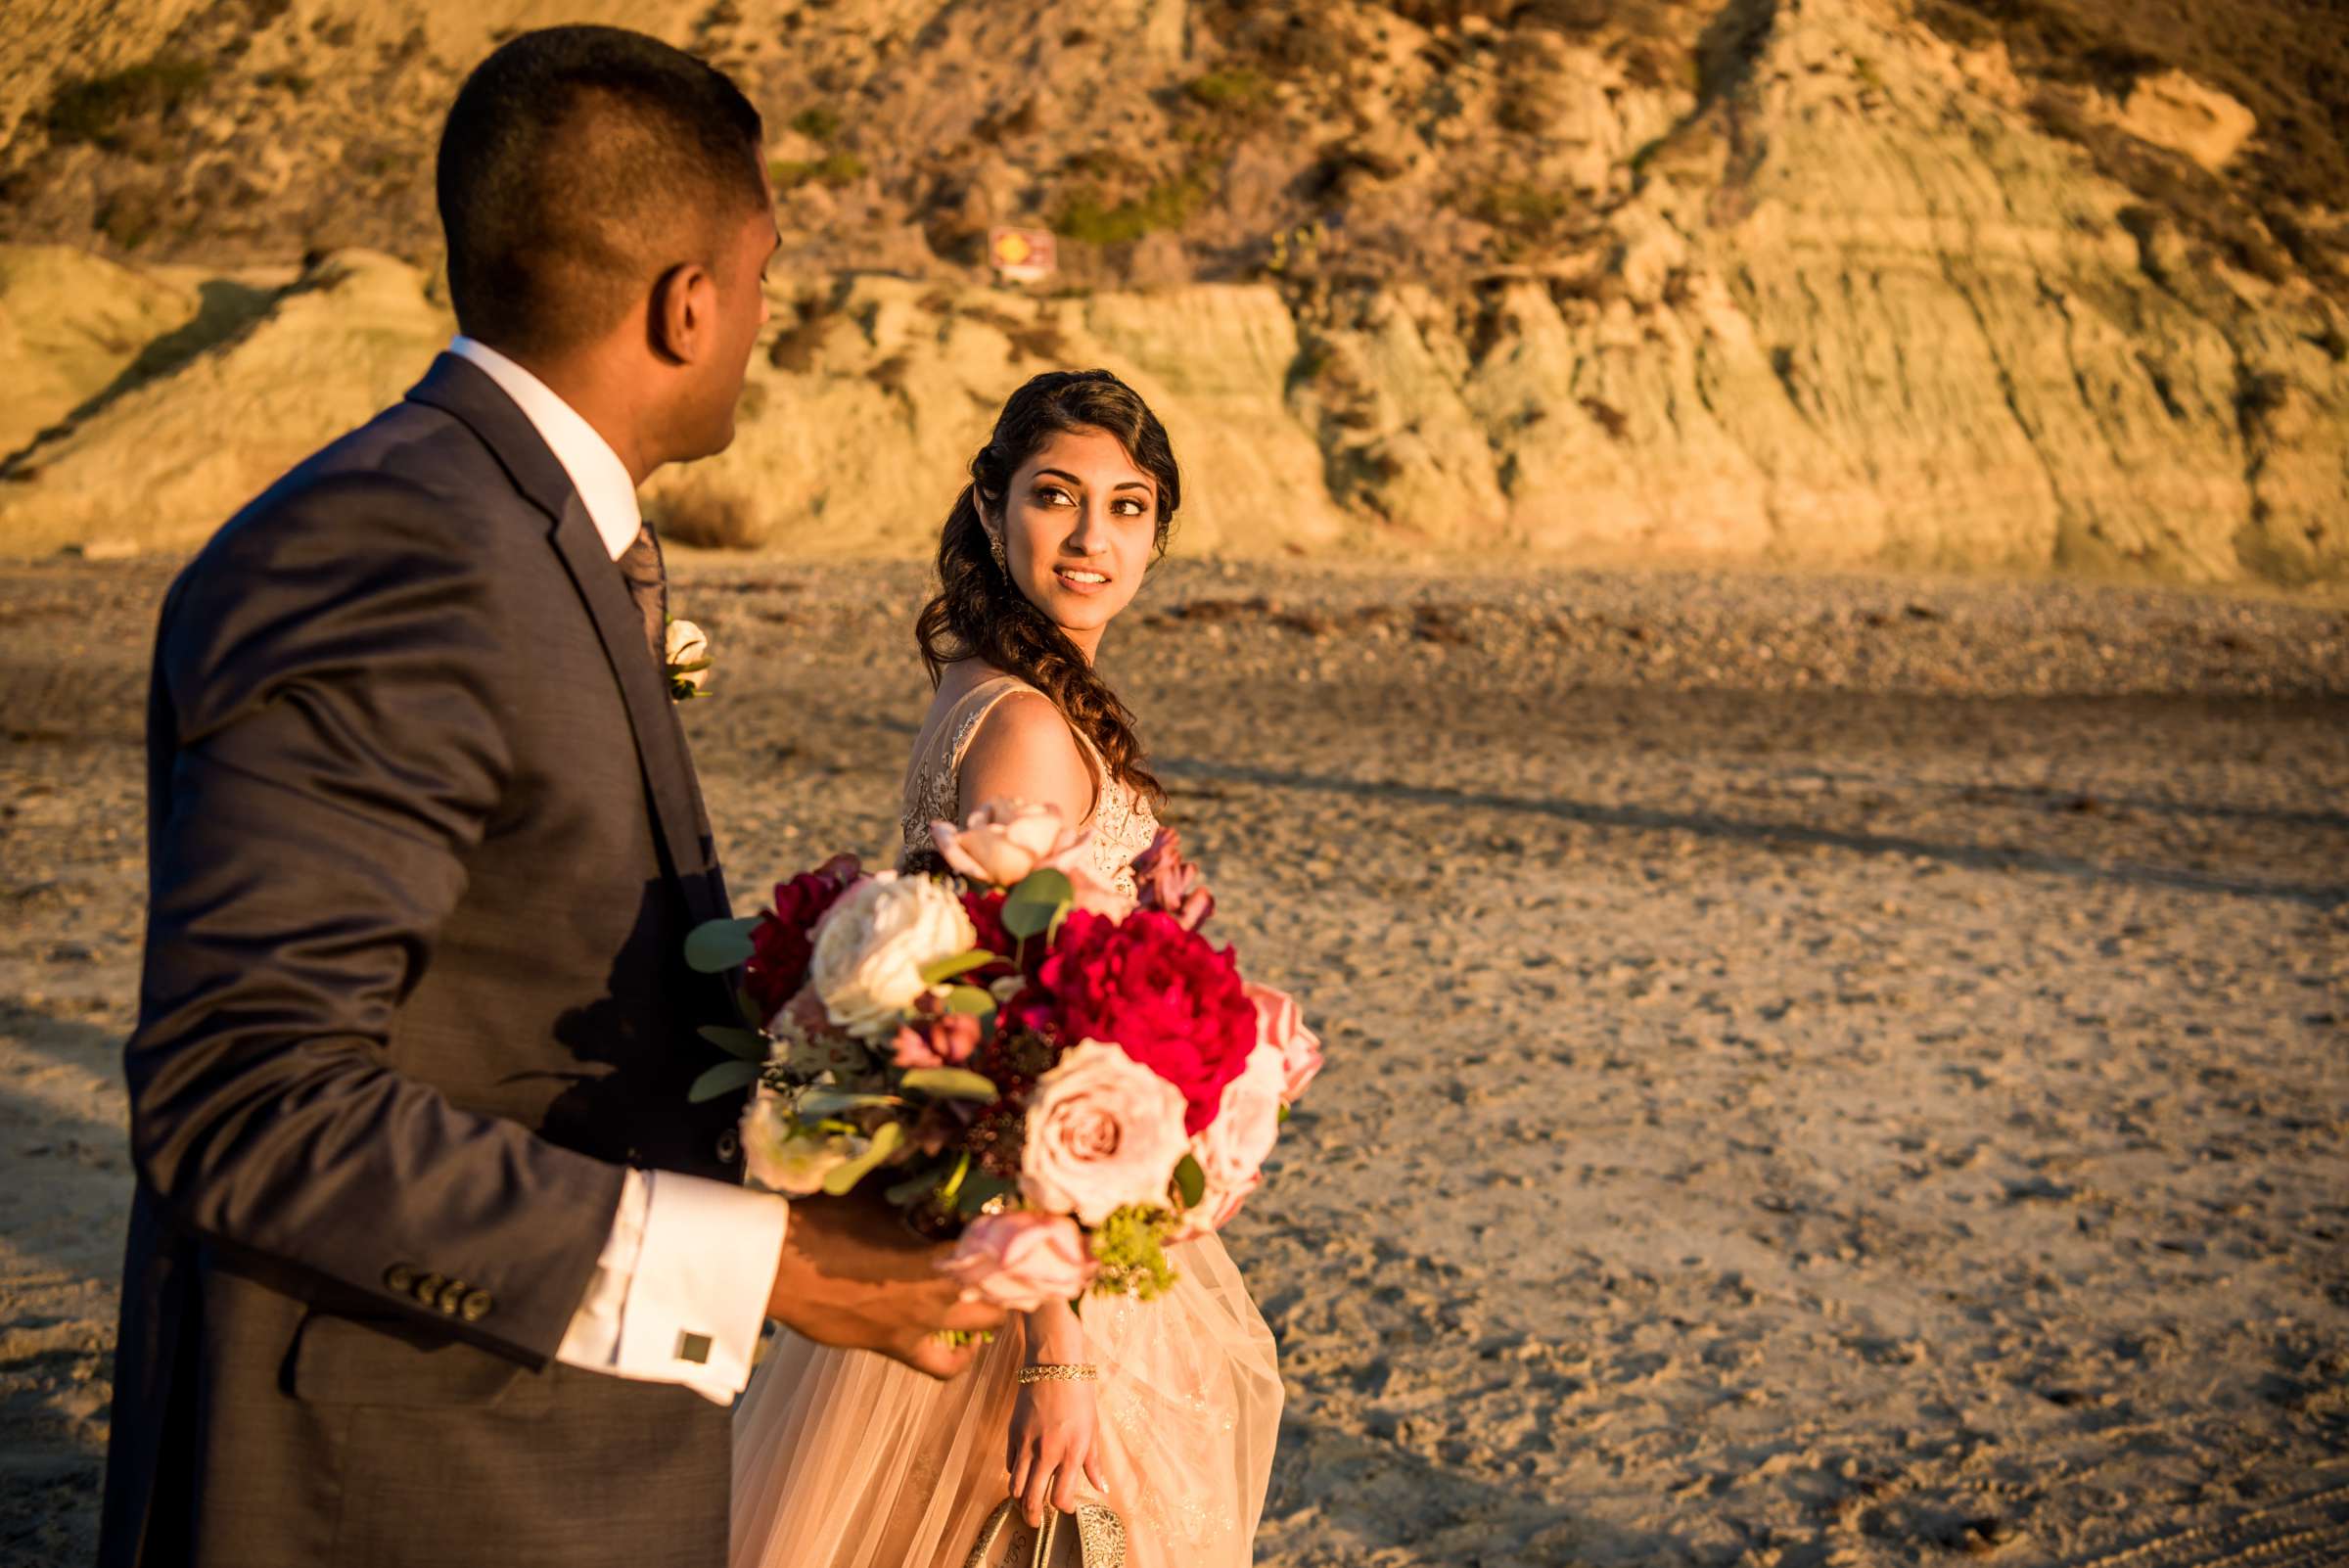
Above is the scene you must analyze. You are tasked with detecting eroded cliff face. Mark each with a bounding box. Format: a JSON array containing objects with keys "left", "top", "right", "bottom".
[
  {"left": 1, "top": 0, "right": 2342, "bottom": 579},
  {"left": 1276, "top": 0, "right": 2349, "bottom": 581}
]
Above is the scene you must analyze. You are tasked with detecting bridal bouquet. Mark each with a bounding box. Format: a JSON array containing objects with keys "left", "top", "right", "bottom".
[{"left": 683, "top": 805, "right": 1320, "bottom": 1311}]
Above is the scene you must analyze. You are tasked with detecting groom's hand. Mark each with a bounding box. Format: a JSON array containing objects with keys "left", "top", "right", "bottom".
[{"left": 766, "top": 1195, "right": 1006, "bottom": 1377}]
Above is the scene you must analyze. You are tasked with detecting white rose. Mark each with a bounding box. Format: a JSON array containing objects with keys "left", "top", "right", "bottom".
[
  {"left": 666, "top": 619, "right": 711, "bottom": 691},
  {"left": 806, "top": 872, "right": 977, "bottom": 1039},
  {"left": 740, "top": 1088, "right": 861, "bottom": 1196}
]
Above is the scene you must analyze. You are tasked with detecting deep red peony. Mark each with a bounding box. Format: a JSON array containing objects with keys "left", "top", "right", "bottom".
[
  {"left": 1010, "top": 908, "right": 1258, "bottom": 1133},
  {"left": 961, "top": 888, "right": 1016, "bottom": 967},
  {"left": 744, "top": 855, "right": 859, "bottom": 1019}
]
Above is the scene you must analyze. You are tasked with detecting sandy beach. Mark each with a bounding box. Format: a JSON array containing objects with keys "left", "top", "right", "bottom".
[{"left": 3, "top": 555, "right": 2344, "bottom": 1566}]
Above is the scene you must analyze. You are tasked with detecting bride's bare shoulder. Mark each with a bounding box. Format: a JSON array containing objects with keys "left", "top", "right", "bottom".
[{"left": 956, "top": 682, "right": 1092, "bottom": 825}]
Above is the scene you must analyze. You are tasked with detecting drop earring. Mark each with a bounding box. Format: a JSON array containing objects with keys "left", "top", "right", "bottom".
[{"left": 989, "top": 530, "right": 1007, "bottom": 572}]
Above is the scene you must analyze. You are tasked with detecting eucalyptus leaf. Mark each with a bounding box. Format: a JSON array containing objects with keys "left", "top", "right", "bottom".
[
  {"left": 918, "top": 950, "right": 1003, "bottom": 986},
  {"left": 686, "top": 1058, "right": 760, "bottom": 1103},
  {"left": 819, "top": 1120, "right": 904, "bottom": 1196},
  {"left": 943, "top": 985, "right": 996, "bottom": 1017},
  {"left": 683, "top": 916, "right": 761, "bottom": 974},
  {"left": 899, "top": 1067, "right": 1000, "bottom": 1103},
  {"left": 1001, "top": 868, "right": 1074, "bottom": 939},
  {"left": 1172, "top": 1152, "right": 1207, "bottom": 1209},
  {"left": 698, "top": 1025, "right": 768, "bottom": 1062},
  {"left": 796, "top": 1087, "right": 900, "bottom": 1118},
  {"left": 1007, "top": 867, "right": 1074, "bottom": 906}
]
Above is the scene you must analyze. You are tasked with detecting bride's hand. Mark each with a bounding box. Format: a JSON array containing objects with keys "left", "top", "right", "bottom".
[
  {"left": 1007, "top": 1300, "right": 1105, "bottom": 1527},
  {"left": 1008, "top": 1374, "right": 1107, "bottom": 1528}
]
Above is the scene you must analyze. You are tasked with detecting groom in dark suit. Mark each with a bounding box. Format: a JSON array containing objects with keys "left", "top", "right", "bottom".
[{"left": 100, "top": 27, "right": 1000, "bottom": 1568}]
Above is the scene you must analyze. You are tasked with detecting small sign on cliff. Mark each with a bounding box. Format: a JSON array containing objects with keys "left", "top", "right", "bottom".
[{"left": 989, "top": 226, "right": 1057, "bottom": 285}]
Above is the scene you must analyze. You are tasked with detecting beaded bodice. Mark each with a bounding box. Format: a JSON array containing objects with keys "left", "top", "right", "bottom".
[{"left": 899, "top": 673, "right": 1160, "bottom": 899}]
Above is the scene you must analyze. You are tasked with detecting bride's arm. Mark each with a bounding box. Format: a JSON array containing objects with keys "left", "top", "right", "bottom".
[
  {"left": 956, "top": 690, "right": 1097, "bottom": 829},
  {"left": 967, "top": 693, "right": 1111, "bottom": 1518},
  {"left": 1008, "top": 1296, "right": 1106, "bottom": 1524}
]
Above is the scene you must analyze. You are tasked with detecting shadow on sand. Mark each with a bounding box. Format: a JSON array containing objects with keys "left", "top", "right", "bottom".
[{"left": 1154, "top": 758, "right": 2349, "bottom": 909}]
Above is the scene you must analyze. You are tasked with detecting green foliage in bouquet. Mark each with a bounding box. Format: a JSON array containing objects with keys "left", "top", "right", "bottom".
[
  {"left": 899, "top": 1068, "right": 998, "bottom": 1100},
  {"left": 1171, "top": 1152, "right": 1207, "bottom": 1210},
  {"left": 820, "top": 1122, "right": 902, "bottom": 1195},
  {"left": 683, "top": 916, "right": 761, "bottom": 974},
  {"left": 1001, "top": 867, "right": 1074, "bottom": 943},
  {"left": 917, "top": 950, "right": 999, "bottom": 986},
  {"left": 1088, "top": 1205, "right": 1177, "bottom": 1301},
  {"left": 686, "top": 1023, "right": 770, "bottom": 1100}
]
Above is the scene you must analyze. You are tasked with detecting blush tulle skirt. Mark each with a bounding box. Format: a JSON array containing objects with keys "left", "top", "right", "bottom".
[{"left": 729, "top": 1232, "right": 1281, "bottom": 1568}]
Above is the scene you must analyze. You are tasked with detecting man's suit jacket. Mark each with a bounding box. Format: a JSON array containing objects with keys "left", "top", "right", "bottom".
[{"left": 102, "top": 355, "right": 744, "bottom": 1568}]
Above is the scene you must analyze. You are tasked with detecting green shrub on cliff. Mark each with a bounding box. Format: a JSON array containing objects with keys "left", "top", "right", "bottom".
[{"left": 45, "top": 58, "right": 211, "bottom": 151}]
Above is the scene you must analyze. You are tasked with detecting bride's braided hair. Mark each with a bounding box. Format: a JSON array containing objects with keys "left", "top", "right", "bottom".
[{"left": 916, "top": 370, "right": 1177, "bottom": 808}]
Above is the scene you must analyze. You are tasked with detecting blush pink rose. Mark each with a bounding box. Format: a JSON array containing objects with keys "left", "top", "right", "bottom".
[
  {"left": 931, "top": 799, "right": 1080, "bottom": 887},
  {"left": 1174, "top": 1042, "right": 1284, "bottom": 1239},
  {"left": 1047, "top": 845, "right": 1138, "bottom": 922},
  {"left": 1131, "top": 827, "right": 1213, "bottom": 931},
  {"left": 940, "top": 1210, "right": 1097, "bottom": 1312},
  {"left": 774, "top": 983, "right": 832, "bottom": 1039},
  {"left": 1244, "top": 982, "right": 1322, "bottom": 1103},
  {"left": 1020, "top": 1039, "right": 1190, "bottom": 1224}
]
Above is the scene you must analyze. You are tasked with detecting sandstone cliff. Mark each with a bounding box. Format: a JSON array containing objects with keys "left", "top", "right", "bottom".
[{"left": 1, "top": 0, "right": 2343, "bottom": 580}]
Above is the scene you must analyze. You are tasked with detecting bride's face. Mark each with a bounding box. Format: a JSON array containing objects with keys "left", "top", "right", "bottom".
[{"left": 990, "top": 428, "right": 1160, "bottom": 660}]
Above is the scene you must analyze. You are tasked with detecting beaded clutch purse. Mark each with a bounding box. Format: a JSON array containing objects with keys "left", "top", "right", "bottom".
[{"left": 962, "top": 1499, "right": 1128, "bottom": 1568}]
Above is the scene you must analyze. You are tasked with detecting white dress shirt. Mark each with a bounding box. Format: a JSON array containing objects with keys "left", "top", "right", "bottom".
[{"left": 448, "top": 335, "right": 787, "bottom": 1406}]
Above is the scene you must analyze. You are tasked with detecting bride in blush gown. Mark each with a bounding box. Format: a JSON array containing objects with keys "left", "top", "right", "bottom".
[{"left": 730, "top": 371, "right": 1282, "bottom": 1568}]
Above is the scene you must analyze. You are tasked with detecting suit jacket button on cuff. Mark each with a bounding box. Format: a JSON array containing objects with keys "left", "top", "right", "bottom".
[
  {"left": 412, "top": 1272, "right": 446, "bottom": 1307},
  {"left": 459, "top": 1290, "right": 494, "bottom": 1322},
  {"left": 384, "top": 1264, "right": 418, "bottom": 1295},
  {"left": 437, "top": 1281, "right": 468, "bottom": 1315}
]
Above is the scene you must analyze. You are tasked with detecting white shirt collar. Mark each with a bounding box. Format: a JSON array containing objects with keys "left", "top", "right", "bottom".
[{"left": 447, "top": 336, "right": 642, "bottom": 562}]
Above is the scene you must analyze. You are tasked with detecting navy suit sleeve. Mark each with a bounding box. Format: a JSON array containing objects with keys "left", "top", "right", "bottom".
[{"left": 128, "top": 473, "right": 625, "bottom": 1366}]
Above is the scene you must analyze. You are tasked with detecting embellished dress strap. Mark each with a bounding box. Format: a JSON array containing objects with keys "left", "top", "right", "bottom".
[
  {"left": 898, "top": 674, "right": 1049, "bottom": 865},
  {"left": 898, "top": 671, "right": 1158, "bottom": 899},
  {"left": 942, "top": 675, "right": 1047, "bottom": 781}
]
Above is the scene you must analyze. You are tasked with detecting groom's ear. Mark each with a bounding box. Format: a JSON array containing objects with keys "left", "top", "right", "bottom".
[{"left": 646, "top": 261, "right": 717, "bottom": 366}]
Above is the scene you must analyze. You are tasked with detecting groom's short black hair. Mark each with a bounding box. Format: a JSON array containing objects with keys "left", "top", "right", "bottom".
[{"left": 437, "top": 26, "right": 766, "bottom": 356}]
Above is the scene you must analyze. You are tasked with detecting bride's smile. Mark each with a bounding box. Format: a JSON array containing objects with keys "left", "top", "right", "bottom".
[{"left": 990, "top": 427, "right": 1161, "bottom": 660}]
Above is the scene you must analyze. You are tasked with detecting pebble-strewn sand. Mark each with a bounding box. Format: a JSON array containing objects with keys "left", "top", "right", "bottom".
[{"left": 3, "top": 556, "right": 2345, "bottom": 1567}]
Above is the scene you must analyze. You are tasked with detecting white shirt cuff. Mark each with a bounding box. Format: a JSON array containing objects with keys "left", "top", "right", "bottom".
[{"left": 554, "top": 1168, "right": 788, "bottom": 1406}]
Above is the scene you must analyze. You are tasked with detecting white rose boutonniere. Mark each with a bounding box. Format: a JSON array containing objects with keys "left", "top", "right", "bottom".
[{"left": 666, "top": 618, "right": 712, "bottom": 701}]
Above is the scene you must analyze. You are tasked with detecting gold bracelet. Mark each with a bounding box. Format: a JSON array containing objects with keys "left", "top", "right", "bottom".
[{"left": 1016, "top": 1362, "right": 1098, "bottom": 1384}]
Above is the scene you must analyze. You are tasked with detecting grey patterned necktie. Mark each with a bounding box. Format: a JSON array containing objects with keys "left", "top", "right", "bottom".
[{"left": 615, "top": 522, "right": 668, "bottom": 663}]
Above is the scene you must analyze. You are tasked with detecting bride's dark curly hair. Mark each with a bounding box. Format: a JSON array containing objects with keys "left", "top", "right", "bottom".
[{"left": 915, "top": 369, "right": 1178, "bottom": 809}]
